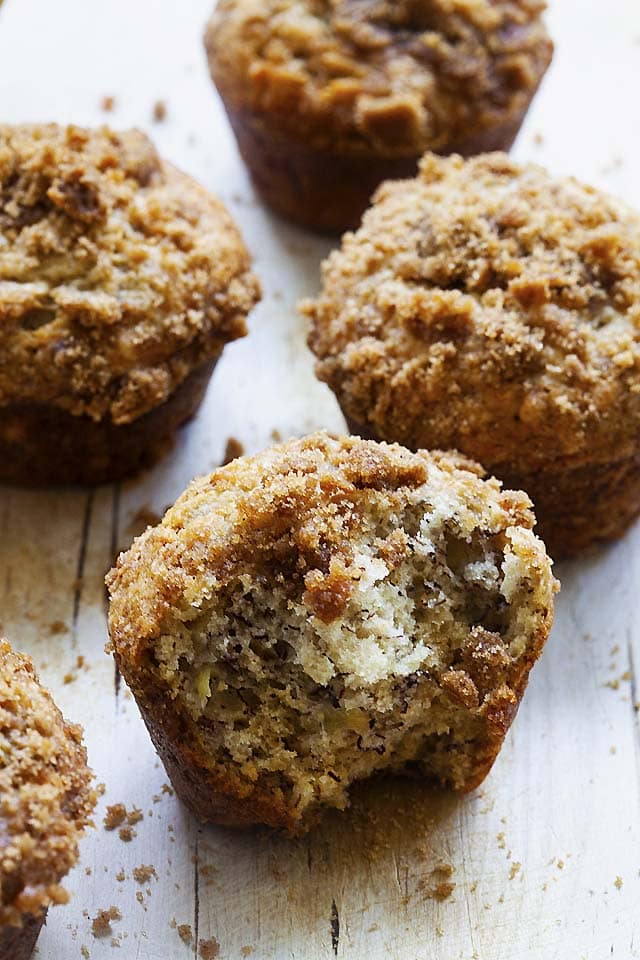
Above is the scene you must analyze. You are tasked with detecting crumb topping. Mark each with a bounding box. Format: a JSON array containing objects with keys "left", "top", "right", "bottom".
[
  {"left": 206, "top": 0, "right": 552, "bottom": 154},
  {"left": 0, "top": 640, "right": 96, "bottom": 927},
  {"left": 305, "top": 153, "right": 640, "bottom": 472},
  {"left": 0, "top": 124, "right": 260, "bottom": 423}
]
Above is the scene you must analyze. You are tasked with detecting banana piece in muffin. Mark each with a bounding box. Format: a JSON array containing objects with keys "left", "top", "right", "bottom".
[{"left": 107, "top": 433, "right": 556, "bottom": 835}]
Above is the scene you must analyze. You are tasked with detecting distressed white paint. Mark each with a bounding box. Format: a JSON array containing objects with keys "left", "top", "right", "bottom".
[{"left": 0, "top": 1, "right": 638, "bottom": 957}]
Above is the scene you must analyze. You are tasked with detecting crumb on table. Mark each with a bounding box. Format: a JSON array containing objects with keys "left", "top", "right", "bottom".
[{"left": 91, "top": 907, "right": 121, "bottom": 939}]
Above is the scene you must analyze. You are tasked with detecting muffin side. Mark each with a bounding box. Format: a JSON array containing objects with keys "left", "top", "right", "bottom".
[
  {"left": 0, "top": 640, "right": 97, "bottom": 957},
  {"left": 305, "top": 153, "right": 640, "bottom": 556},
  {"left": 0, "top": 124, "right": 261, "bottom": 484},
  {"left": 107, "top": 433, "right": 556, "bottom": 834},
  {"left": 205, "top": 0, "right": 552, "bottom": 231}
]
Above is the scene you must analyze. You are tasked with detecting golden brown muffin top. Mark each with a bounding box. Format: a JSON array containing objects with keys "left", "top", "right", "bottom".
[
  {"left": 0, "top": 124, "right": 260, "bottom": 423},
  {"left": 0, "top": 640, "right": 96, "bottom": 928},
  {"left": 305, "top": 153, "right": 640, "bottom": 473},
  {"left": 205, "top": 0, "right": 552, "bottom": 154},
  {"left": 107, "top": 430, "right": 548, "bottom": 663}
]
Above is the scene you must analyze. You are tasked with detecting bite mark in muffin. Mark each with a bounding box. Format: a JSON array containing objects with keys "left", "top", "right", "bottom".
[{"left": 107, "top": 433, "right": 556, "bottom": 834}]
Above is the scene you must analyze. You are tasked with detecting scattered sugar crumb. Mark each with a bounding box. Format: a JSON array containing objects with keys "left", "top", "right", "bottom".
[
  {"left": 199, "top": 937, "right": 220, "bottom": 959},
  {"left": 153, "top": 100, "right": 167, "bottom": 123},
  {"left": 418, "top": 863, "right": 455, "bottom": 901},
  {"left": 496, "top": 832, "right": 506, "bottom": 849},
  {"left": 178, "top": 924, "right": 193, "bottom": 945},
  {"left": 133, "top": 865, "right": 157, "bottom": 884},
  {"left": 91, "top": 907, "right": 121, "bottom": 939},
  {"left": 614, "top": 876, "right": 623, "bottom": 890},
  {"left": 118, "top": 826, "right": 136, "bottom": 842},
  {"left": 100, "top": 95, "right": 115, "bottom": 113},
  {"left": 222, "top": 437, "right": 244, "bottom": 465},
  {"left": 115, "top": 870, "right": 126, "bottom": 882},
  {"left": 509, "top": 862, "right": 521, "bottom": 881},
  {"left": 103, "top": 804, "right": 127, "bottom": 831}
]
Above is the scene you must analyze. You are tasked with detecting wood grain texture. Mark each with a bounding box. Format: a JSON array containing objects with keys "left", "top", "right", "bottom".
[{"left": 0, "top": 1, "right": 639, "bottom": 957}]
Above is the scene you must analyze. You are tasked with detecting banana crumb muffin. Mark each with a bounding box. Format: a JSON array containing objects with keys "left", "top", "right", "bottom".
[
  {"left": 305, "top": 153, "right": 640, "bottom": 557},
  {"left": 205, "top": 0, "right": 552, "bottom": 233},
  {"left": 107, "top": 432, "right": 555, "bottom": 835},
  {"left": 0, "top": 124, "right": 260, "bottom": 486},
  {"left": 0, "top": 640, "right": 96, "bottom": 960}
]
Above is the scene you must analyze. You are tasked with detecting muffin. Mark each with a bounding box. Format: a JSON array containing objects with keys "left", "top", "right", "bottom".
[
  {"left": 0, "top": 124, "right": 260, "bottom": 486},
  {"left": 107, "top": 432, "right": 556, "bottom": 835},
  {"left": 0, "top": 640, "right": 96, "bottom": 959},
  {"left": 304, "top": 153, "right": 640, "bottom": 557},
  {"left": 204, "top": 0, "right": 552, "bottom": 233}
]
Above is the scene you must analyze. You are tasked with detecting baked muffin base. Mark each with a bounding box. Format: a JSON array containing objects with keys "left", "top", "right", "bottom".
[
  {"left": 345, "top": 416, "right": 640, "bottom": 559},
  {"left": 0, "top": 360, "right": 217, "bottom": 487},
  {"left": 224, "top": 102, "right": 532, "bottom": 235},
  {"left": 0, "top": 912, "right": 45, "bottom": 960},
  {"left": 133, "top": 678, "right": 531, "bottom": 836},
  {"left": 502, "top": 452, "right": 640, "bottom": 559},
  {"left": 138, "top": 705, "right": 303, "bottom": 833}
]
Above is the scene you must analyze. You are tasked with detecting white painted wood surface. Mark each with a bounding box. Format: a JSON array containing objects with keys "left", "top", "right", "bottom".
[{"left": 0, "top": 1, "right": 639, "bottom": 957}]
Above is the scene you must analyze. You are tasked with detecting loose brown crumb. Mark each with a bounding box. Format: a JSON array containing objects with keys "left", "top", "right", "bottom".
[
  {"left": 49, "top": 620, "right": 68, "bottom": 635},
  {"left": 81, "top": 947, "right": 90, "bottom": 959},
  {"left": 132, "top": 865, "right": 157, "bottom": 884},
  {"left": 509, "top": 862, "right": 521, "bottom": 880},
  {"left": 199, "top": 938, "right": 220, "bottom": 960},
  {"left": 240, "top": 948, "right": 254, "bottom": 957},
  {"left": 418, "top": 863, "right": 455, "bottom": 901},
  {"left": 615, "top": 876, "right": 623, "bottom": 890},
  {"left": 222, "top": 436, "right": 244, "bottom": 465},
  {"left": 100, "top": 95, "right": 115, "bottom": 113},
  {"left": 115, "top": 869, "right": 126, "bottom": 882},
  {"left": 178, "top": 924, "right": 193, "bottom": 945},
  {"left": 103, "top": 804, "right": 127, "bottom": 831},
  {"left": 153, "top": 100, "right": 168, "bottom": 123},
  {"left": 118, "top": 826, "right": 136, "bottom": 842},
  {"left": 91, "top": 907, "right": 121, "bottom": 939}
]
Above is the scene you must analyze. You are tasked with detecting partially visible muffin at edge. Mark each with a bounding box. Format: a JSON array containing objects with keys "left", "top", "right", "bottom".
[
  {"left": 204, "top": 0, "right": 553, "bottom": 233},
  {"left": 0, "top": 640, "right": 96, "bottom": 960},
  {"left": 0, "top": 124, "right": 261, "bottom": 486},
  {"left": 107, "top": 432, "right": 556, "bottom": 835},
  {"left": 304, "top": 153, "right": 640, "bottom": 557}
]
